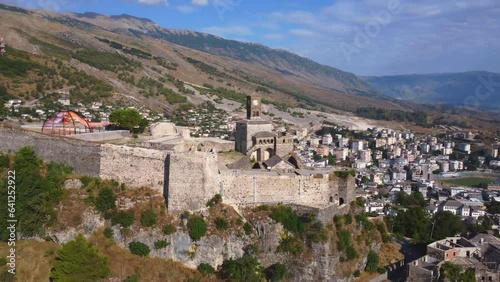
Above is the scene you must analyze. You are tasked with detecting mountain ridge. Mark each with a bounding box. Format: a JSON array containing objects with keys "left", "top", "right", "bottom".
[
  {"left": 59, "top": 10, "right": 377, "bottom": 96},
  {"left": 362, "top": 72, "right": 500, "bottom": 110}
]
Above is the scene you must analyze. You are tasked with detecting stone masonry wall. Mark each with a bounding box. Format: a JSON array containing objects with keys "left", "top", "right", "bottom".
[
  {"left": 167, "top": 151, "right": 220, "bottom": 212},
  {"left": 0, "top": 128, "right": 356, "bottom": 217},
  {"left": 0, "top": 127, "right": 101, "bottom": 176},
  {"left": 99, "top": 144, "right": 169, "bottom": 191}
]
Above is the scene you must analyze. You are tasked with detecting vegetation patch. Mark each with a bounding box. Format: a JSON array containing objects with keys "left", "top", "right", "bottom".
[
  {"left": 51, "top": 234, "right": 110, "bottom": 281},
  {"left": 128, "top": 241, "right": 150, "bottom": 257},
  {"left": 441, "top": 177, "right": 494, "bottom": 187},
  {"left": 187, "top": 216, "right": 207, "bottom": 241},
  {"left": 73, "top": 48, "right": 141, "bottom": 71}
]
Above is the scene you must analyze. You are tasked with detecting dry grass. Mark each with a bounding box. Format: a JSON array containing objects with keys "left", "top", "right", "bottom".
[
  {"left": 0, "top": 236, "right": 220, "bottom": 282},
  {"left": 0, "top": 240, "right": 60, "bottom": 282},
  {"left": 90, "top": 231, "right": 220, "bottom": 282},
  {"left": 53, "top": 188, "right": 89, "bottom": 230},
  {"left": 378, "top": 242, "right": 404, "bottom": 266},
  {"left": 205, "top": 203, "right": 245, "bottom": 237}
]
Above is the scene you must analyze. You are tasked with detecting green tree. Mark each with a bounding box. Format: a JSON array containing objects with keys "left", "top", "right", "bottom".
[
  {"left": 109, "top": 109, "right": 145, "bottom": 132},
  {"left": 439, "top": 262, "right": 476, "bottom": 282},
  {"left": 95, "top": 188, "right": 116, "bottom": 212},
  {"left": 431, "top": 211, "right": 465, "bottom": 240},
  {"left": 393, "top": 207, "right": 431, "bottom": 243},
  {"left": 264, "top": 263, "right": 289, "bottom": 282},
  {"left": 328, "top": 154, "right": 337, "bottom": 166},
  {"left": 0, "top": 148, "right": 71, "bottom": 239},
  {"left": 51, "top": 234, "right": 111, "bottom": 282}
]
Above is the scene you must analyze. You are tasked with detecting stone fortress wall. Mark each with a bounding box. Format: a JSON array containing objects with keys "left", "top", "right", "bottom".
[{"left": 0, "top": 127, "right": 355, "bottom": 219}]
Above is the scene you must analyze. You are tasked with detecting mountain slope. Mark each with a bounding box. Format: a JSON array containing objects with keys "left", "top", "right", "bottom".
[
  {"left": 362, "top": 72, "right": 500, "bottom": 110},
  {"left": 62, "top": 12, "right": 377, "bottom": 96},
  {"left": 0, "top": 3, "right": 410, "bottom": 114}
]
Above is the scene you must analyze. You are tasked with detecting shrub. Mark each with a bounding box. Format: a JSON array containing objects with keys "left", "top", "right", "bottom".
[
  {"left": 197, "top": 263, "right": 215, "bottom": 276},
  {"left": 346, "top": 245, "right": 358, "bottom": 260},
  {"left": 219, "top": 255, "right": 264, "bottom": 281},
  {"left": 377, "top": 267, "right": 386, "bottom": 274},
  {"left": 214, "top": 217, "right": 229, "bottom": 230},
  {"left": 337, "top": 230, "right": 351, "bottom": 251},
  {"left": 124, "top": 273, "right": 139, "bottom": 282},
  {"left": 95, "top": 188, "right": 116, "bottom": 212},
  {"left": 141, "top": 209, "right": 157, "bottom": 227},
  {"left": 0, "top": 258, "right": 6, "bottom": 266},
  {"left": 353, "top": 270, "right": 361, "bottom": 277},
  {"left": 334, "top": 216, "right": 343, "bottom": 228},
  {"left": 264, "top": 263, "right": 289, "bottom": 282},
  {"left": 343, "top": 214, "right": 352, "bottom": 225},
  {"left": 278, "top": 236, "right": 304, "bottom": 255},
  {"left": 163, "top": 224, "right": 176, "bottom": 235},
  {"left": 128, "top": 241, "right": 150, "bottom": 257},
  {"left": 111, "top": 211, "right": 134, "bottom": 228},
  {"left": 187, "top": 216, "right": 207, "bottom": 241},
  {"left": 271, "top": 206, "right": 305, "bottom": 233},
  {"left": 366, "top": 250, "right": 379, "bottom": 272},
  {"left": 206, "top": 194, "right": 222, "bottom": 207},
  {"left": 154, "top": 240, "right": 169, "bottom": 249},
  {"left": 0, "top": 153, "right": 9, "bottom": 169},
  {"left": 243, "top": 222, "right": 253, "bottom": 235},
  {"left": 103, "top": 227, "right": 114, "bottom": 239}
]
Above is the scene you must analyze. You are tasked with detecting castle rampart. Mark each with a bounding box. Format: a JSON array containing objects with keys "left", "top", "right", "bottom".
[{"left": 0, "top": 127, "right": 355, "bottom": 220}]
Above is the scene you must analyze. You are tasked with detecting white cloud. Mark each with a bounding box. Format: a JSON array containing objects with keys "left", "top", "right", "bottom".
[
  {"left": 263, "top": 33, "right": 284, "bottom": 41},
  {"left": 262, "top": 0, "right": 500, "bottom": 75},
  {"left": 176, "top": 5, "right": 196, "bottom": 13},
  {"left": 192, "top": 0, "right": 209, "bottom": 6},
  {"left": 203, "top": 26, "right": 253, "bottom": 37},
  {"left": 137, "top": 0, "right": 168, "bottom": 6},
  {"left": 289, "top": 29, "right": 315, "bottom": 37}
]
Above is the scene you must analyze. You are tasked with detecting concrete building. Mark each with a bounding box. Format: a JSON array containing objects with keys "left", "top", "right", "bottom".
[
  {"left": 408, "top": 235, "right": 500, "bottom": 282},
  {"left": 322, "top": 134, "right": 333, "bottom": 145},
  {"left": 459, "top": 143, "right": 471, "bottom": 154},
  {"left": 352, "top": 140, "right": 364, "bottom": 151},
  {"left": 450, "top": 160, "right": 464, "bottom": 171}
]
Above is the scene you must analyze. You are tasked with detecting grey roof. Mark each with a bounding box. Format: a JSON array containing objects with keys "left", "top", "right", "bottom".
[
  {"left": 444, "top": 200, "right": 463, "bottom": 207},
  {"left": 254, "top": 131, "right": 276, "bottom": 138},
  {"left": 263, "top": 155, "right": 283, "bottom": 168}
]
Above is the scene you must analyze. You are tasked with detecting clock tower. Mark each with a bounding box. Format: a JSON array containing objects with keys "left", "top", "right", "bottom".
[{"left": 246, "top": 95, "right": 262, "bottom": 120}]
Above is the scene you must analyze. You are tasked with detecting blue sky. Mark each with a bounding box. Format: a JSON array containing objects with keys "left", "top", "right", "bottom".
[{"left": 5, "top": 0, "right": 500, "bottom": 76}]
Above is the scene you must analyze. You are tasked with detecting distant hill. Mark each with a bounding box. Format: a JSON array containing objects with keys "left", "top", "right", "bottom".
[
  {"left": 64, "top": 12, "right": 378, "bottom": 97},
  {"left": 362, "top": 72, "right": 500, "bottom": 111}
]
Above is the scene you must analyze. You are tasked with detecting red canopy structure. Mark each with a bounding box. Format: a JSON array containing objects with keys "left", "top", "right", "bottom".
[{"left": 42, "top": 110, "right": 94, "bottom": 135}]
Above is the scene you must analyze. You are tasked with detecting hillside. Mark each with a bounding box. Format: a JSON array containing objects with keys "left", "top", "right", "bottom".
[
  {"left": 0, "top": 3, "right": 409, "bottom": 115},
  {"left": 362, "top": 72, "right": 500, "bottom": 111},
  {"left": 1, "top": 4, "right": 500, "bottom": 132},
  {"left": 68, "top": 11, "right": 376, "bottom": 96}
]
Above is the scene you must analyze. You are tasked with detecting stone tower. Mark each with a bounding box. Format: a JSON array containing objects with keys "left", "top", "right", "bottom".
[{"left": 247, "top": 96, "right": 262, "bottom": 120}]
